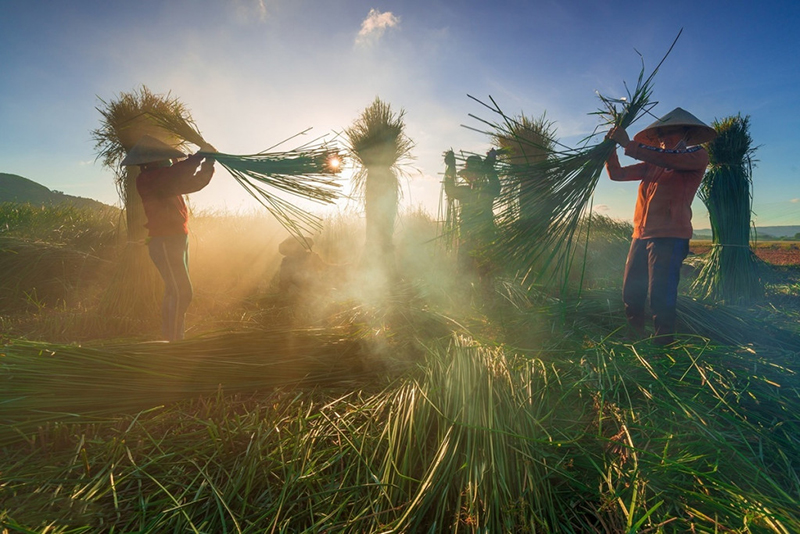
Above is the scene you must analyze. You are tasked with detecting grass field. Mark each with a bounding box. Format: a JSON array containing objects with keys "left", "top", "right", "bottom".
[{"left": 2, "top": 203, "right": 800, "bottom": 533}]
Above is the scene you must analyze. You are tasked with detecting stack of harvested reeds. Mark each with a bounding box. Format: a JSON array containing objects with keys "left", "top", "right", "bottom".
[{"left": 692, "top": 114, "right": 763, "bottom": 304}]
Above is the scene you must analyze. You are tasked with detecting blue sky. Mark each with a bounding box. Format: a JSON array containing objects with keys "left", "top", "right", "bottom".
[{"left": 2, "top": 0, "right": 799, "bottom": 227}]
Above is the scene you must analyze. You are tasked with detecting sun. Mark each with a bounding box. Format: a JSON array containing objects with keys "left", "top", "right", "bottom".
[{"left": 327, "top": 155, "right": 342, "bottom": 171}]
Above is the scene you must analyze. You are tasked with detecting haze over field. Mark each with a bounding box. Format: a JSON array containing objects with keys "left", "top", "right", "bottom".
[{"left": 1, "top": 0, "right": 799, "bottom": 227}]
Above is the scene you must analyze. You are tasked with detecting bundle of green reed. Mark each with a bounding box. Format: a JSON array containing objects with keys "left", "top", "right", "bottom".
[
  {"left": 492, "top": 112, "right": 557, "bottom": 222},
  {"left": 468, "top": 33, "right": 682, "bottom": 293},
  {"left": 692, "top": 114, "right": 763, "bottom": 304},
  {"left": 0, "top": 327, "right": 370, "bottom": 446},
  {"left": 148, "top": 111, "right": 344, "bottom": 240},
  {"left": 344, "top": 97, "right": 414, "bottom": 267}
]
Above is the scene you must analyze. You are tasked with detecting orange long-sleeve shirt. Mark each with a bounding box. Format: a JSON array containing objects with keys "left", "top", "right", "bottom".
[
  {"left": 136, "top": 154, "right": 214, "bottom": 237},
  {"left": 606, "top": 141, "right": 708, "bottom": 239}
]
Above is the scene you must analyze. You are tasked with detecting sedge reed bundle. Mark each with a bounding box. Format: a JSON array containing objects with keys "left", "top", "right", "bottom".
[
  {"left": 148, "top": 111, "right": 344, "bottom": 240},
  {"left": 0, "top": 328, "right": 370, "bottom": 446},
  {"left": 692, "top": 115, "right": 764, "bottom": 304},
  {"left": 468, "top": 33, "right": 682, "bottom": 293},
  {"left": 493, "top": 112, "right": 557, "bottom": 222}
]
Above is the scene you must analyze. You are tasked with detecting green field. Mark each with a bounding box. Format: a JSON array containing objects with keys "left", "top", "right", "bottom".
[{"left": 2, "top": 202, "right": 800, "bottom": 533}]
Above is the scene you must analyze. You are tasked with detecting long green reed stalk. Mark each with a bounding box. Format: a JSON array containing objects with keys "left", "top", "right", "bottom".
[
  {"left": 468, "top": 33, "right": 682, "bottom": 294},
  {"left": 692, "top": 114, "right": 764, "bottom": 304}
]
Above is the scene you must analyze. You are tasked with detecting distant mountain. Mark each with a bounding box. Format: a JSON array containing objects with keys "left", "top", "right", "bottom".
[
  {"left": 0, "top": 173, "right": 111, "bottom": 210},
  {"left": 694, "top": 226, "right": 800, "bottom": 239}
]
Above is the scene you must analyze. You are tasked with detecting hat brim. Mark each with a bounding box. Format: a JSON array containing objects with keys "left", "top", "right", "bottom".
[
  {"left": 633, "top": 107, "right": 717, "bottom": 146},
  {"left": 121, "top": 135, "right": 186, "bottom": 166}
]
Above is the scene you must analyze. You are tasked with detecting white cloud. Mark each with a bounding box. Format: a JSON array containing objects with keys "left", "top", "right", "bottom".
[
  {"left": 355, "top": 9, "right": 400, "bottom": 46},
  {"left": 231, "top": 0, "right": 269, "bottom": 23},
  {"left": 593, "top": 204, "right": 610, "bottom": 212}
]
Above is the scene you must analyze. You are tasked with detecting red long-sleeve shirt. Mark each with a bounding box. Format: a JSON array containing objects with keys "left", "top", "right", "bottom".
[
  {"left": 606, "top": 141, "right": 708, "bottom": 240},
  {"left": 136, "top": 154, "right": 214, "bottom": 237}
]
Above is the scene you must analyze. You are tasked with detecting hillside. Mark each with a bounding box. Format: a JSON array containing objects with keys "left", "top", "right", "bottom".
[
  {"left": 694, "top": 226, "right": 800, "bottom": 239},
  {"left": 0, "top": 173, "right": 111, "bottom": 209}
]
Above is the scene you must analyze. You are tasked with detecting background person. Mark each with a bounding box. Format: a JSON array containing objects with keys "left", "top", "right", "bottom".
[
  {"left": 444, "top": 149, "right": 501, "bottom": 283},
  {"left": 606, "top": 108, "right": 717, "bottom": 345}
]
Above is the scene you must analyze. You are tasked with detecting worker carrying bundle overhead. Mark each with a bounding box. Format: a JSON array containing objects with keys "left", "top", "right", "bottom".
[
  {"left": 605, "top": 107, "right": 717, "bottom": 345},
  {"left": 122, "top": 135, "right": 217, "bottom": 342}
]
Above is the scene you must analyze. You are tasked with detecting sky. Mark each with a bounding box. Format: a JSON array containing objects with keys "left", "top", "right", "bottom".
[{"left": 1, "top": 0, "right": 799, "bottom": 228}]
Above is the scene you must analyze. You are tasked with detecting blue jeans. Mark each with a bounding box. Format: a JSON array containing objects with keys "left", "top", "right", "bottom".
[
  {"left": 622, "top": 237, "right": 689, "bottom": 342},
  {"left": 148, "top": 234, "right": 192, "bottom": 341}
]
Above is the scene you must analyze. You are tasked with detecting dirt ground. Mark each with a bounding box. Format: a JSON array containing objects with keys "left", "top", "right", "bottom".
[{"left": 691, "top": 241, "right": 800, "bottom": 266}]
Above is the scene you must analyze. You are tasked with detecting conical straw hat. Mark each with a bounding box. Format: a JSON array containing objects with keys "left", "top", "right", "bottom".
[
  {"left": 633, "top": 107, "right": 717, "bottom": 146},
  {"left": 121, "top": 135, "right": 186, "bottom": 166}
]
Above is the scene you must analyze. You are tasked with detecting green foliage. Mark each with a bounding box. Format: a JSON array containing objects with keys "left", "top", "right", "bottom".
[
  {"left": 0, "top": 202, "right": 120, "bottom": 252},
  {"left": 3, "top": 183, "right": 800, "bottom": 532}
]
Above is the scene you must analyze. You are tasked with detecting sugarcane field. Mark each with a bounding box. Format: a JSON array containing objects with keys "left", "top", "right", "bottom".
[{"left": 3, "top": 5, "right": 800, "bottom": 533}]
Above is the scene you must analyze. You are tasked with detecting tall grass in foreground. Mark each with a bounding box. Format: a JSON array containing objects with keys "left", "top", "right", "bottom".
[
  {"left": 693, "top": 114, "right": 764, "bottom": 304},
  {"left": 3, "top": 334, "right": 799, "bottom": 532}
]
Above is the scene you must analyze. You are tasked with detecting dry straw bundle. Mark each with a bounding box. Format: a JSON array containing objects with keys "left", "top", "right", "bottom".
[{"left": 692, "top": 114, "right": 763, "bottom": 303}]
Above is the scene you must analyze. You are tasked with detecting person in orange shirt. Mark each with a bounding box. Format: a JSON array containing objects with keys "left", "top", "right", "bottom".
[
  {"left": 122, "top": 135, "right": 216, "bottom": 341},
  {"left": 606, "top": 108, "right": 716, "bottom": 344}
]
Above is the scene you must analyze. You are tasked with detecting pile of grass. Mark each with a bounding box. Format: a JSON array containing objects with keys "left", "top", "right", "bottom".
[
  {"left": 3, "top": 333, "right": 799, "bottom": 532},
  {"left": 0, "top": 327, "right": 374, "bottom": 447},
  {"left": 693, "top": 114, "right": 764, "bottom": 304}
]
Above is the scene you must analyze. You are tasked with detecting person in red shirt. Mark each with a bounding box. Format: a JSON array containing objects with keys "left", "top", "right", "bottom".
[
  {"left": 121, "top": 135, "right": 216, "bottom": 341},
  {"left": 606, "top": 108, "right": 716, "bottom": 344}
]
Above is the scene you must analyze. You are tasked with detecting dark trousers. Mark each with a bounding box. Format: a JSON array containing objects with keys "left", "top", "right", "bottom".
[
  {"left": 622, "top": 238, "right": 689, "bottom": 340},
  {"left": 148, "top": 234, "right": 192, "bottom": 341}
]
